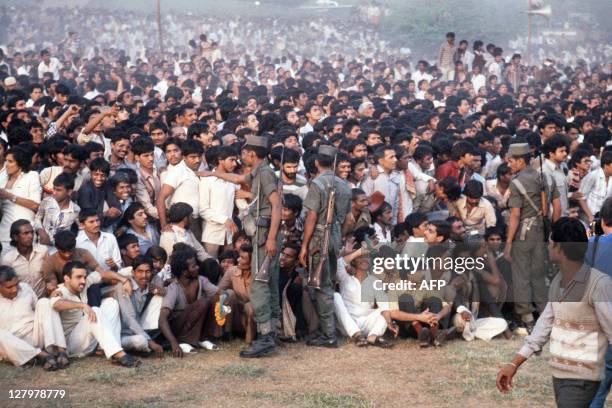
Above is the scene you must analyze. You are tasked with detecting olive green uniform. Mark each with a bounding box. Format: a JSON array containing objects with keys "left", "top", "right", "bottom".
[
  {"left": 508, "top": 166, "right": 558, "bottom": 321},
  {"left": 244, "top": 159, "right": 281, "bottom": 334},
  {"left": 303, "top": 170, "right": 351, "bottom": 339}
]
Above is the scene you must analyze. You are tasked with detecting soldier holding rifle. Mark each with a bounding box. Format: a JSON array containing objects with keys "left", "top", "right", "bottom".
[
  {"left": 200, "top": 135, "right": 281, "bottom": 358},
  {"left": 503, "top": 143, "right": 560, "bottom": 332},
  {"left": 299, "top": 145, "right": 351, "bottom": 348}
]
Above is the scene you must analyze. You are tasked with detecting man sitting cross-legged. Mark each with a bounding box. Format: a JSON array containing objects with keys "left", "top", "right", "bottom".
[
  {"left": 113, "top": 255, "right": 165, "bottom": 357},
  {"left": 0, "top": 266, "right": 68, "bottom": 371},
  {"left": 50, "top": 261, "right": 139, "bottom": 367}
]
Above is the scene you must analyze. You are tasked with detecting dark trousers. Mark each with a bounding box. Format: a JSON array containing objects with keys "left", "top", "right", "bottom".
[
  {"left": 167, "top": 296, "right": 217, "bottom": 346},
  {"left": 397, "top": 294, "right": 447, "bottom": 338},
  {"left": 553, "top": 377, "right": 601, "bottom": 408},
  {"left": 589, "top": 346, "right": 612, "bottom": 408}
]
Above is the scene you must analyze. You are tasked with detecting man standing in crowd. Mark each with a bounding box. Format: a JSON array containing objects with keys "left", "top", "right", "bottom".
[{"left": 299, "top": 145, "right": 351, "bottom": 347}]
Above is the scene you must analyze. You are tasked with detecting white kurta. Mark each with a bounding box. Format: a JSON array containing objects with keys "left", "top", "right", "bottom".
[
  {"left": 334, "top": 258, "right": 388, "bottom": 338},
  {"left": 0, "top": 283, "right": 66, "bottom": 366},
  {"left": 199, "top": 174, "right": 237, "bottom": 245}
]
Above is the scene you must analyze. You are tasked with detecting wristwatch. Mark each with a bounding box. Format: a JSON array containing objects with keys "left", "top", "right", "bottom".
[{"left": 10, "top": 195, "right": 16, "bottom": 203}]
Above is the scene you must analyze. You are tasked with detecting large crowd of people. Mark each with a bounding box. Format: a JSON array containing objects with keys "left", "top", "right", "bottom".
[{"left": 0, "top": 4, "right": 611, "bottom": 407}]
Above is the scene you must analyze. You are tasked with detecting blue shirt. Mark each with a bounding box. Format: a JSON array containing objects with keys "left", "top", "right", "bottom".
[{"left": 584, "top": 233, "right": 612, "bottom": 278}]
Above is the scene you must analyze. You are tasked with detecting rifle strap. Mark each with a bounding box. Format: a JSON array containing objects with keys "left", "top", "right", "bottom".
[{"left": 511, "top": 179, "right": 542, "bottom": 217}]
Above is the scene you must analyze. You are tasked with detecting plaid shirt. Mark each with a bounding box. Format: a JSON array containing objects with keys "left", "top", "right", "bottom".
[
  {"left": 280, "top": 217, "right": 303, "bottom": 248},
  {"left": 33, "top": 196, "right": 80, "bottom": 245}
]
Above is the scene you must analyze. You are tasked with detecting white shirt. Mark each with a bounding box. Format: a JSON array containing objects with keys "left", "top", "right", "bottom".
[
  {"left": 76, "top": 230, "right": 122, "bottom": 269},
  {"left": 163, "top": 160, "right": 200, "bottom": 217},
  {"left": 0, "top": 171, "right": 42, "bottom": 243},
  {"left": 336, "top": 258, "right": 389, "bottom": 318},
  {"left": 199, "top": 173, "right": 238, "bottom": 245},
  {"left": 159, "top": 224, "right": 211, "bottom": 263},
  {"left": 0, "top": 282, "right": 37, "bottom": 338},
  {"left": 471, "top": 74, "right": 486, "bottom": 92},
  {"left": 411, "top": 70, "right": 433, "bottom": 85},
  {"left": 374, "top": 223, "right": 392, "bottom": 244},
  {"left": 37, "top": 58, "right": 61, "bottom": 80},
  {"left": 579, "top": 168, "right": 612, "bottom": 215},
  {"left": 51, "top": 271, "right": 102, "bottom": 336}
]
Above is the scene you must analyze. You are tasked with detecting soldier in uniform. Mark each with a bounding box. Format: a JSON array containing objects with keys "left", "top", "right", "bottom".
[
  {"left": 201, "top": 135, "right": 282, "bottom": 358},
  {"left": 503, "top": 143, "right": 561, "bottom": 331},
  {"left": 299, "top": 145, "right": 351, "bottom": 347}
]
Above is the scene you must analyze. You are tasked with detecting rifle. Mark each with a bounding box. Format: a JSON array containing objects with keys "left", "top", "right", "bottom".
[
  {"left": 307, "top": 154, "right": 337, "bottom": 289},
  {"left": 254, "top": 147, "right": 284, "bottom": 283},
  {"left": 538, "top": 153, "right": 551, "bottom": 242}
]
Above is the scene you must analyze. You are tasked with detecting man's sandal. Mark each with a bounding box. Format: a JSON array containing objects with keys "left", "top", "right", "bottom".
[
  {"left": 369, "top": 337, "right": 394, "bottom": 349},
  {"left": 352, "top": 334, "right": 368, "bottom": 347},
  {"left": 56, "top": 351, "right": 70, "bottom": 369},
  {"left": 41, "top": 354, "right": 58, "bottom": 371}
]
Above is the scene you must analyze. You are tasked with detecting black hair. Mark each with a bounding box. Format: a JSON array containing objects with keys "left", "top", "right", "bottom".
[
  {"left": 282, "top": 193, "right": 303, "bottom": 215},
  {"left": 353, "top": 225, "right": 376, "bottom": 247},
  {"left": 430, "top": 220, "right": 451, "bottom": 241},
  {"left": 0, "top": 265, "right": 17, "bottom": 284},
  {"left": 89, "top": 157, "right": 111, "bottom": 175},
  {"left": 132, "top": 255, "right": 153, "bottom": 270},
  {"left": 9, "top": 219, "right": 31, "bottom": 247},
  {"left": 170, "top": 248, "right": 197, "bottom": 279},
  {"left": 451, "top": 141, "right": 475, "bottom": 161},
  {"left": 78, "top": 208, "right": 99, "bottom": 224},
  {"left": 550, "top": 217, "right": 588, "bottom": 262},
  {"left": 601, "top": 198, "right": 612, "bottom": 228},
  {"left": 145, "top": 245, "right": 168, "bottom": 263},
  {"left": 54, "top": 230, "right": 77, "bottom": 251},
  {"left": 53, "top": 172, "right": 75, "bottom": 190},
  {"left": 168, "top": 202, "right": 193, "bottom": 224},
  {"left": 118, "top": 233, "right": 139, "bottom": 250},
  {"left": 438, "top": 177, "right": 461, "bottom": 201},
  {"left": 218, "top": 250, "right": 238, "bottom": 264},
  {"left": 62, "top": 261, "right": 87, "bottom": 279},
  {"left": 542, "top": 134, "right": 569, "bottom": 158},
  {"left": 405, "top": 212, "right": 428, "bottom": 235},
  {"left": 463, "top": 180, "right": 484, "bottom": 199},
  {"left": 7, "top": 145, "right": 32, "bottom": 171},
  {"left": 123, "top": 202, "right": 145, "bottom": 223},
  {"left": 181, "top": 139, "right": 205, "bottom": 156},
  {"left": 131, "top": 136, "right": 155, "bottom": 156},
  {"left": 163, "top": 137, "right": 182, "bottom": 152}
]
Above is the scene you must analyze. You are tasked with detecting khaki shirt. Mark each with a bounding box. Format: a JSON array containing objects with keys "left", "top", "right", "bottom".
[
  {"left": 303, "top": 170, "right": 351, "bottom": 247},
  {"left": 244, "top": 159, "right": 277, "bottom": 218},
  {"left": 508, "top": 166, "right": 558, "bottom": 221}
]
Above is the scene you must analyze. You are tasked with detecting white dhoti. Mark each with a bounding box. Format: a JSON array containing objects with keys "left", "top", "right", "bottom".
[
  {"left": 333, "top": 293, "right": 387, "bottom": 338},
  {"left": 0, "top": 298, "right": 67, "bottom": 366},
  {"left": 66, "top": 298, "right": 123, "bottom": 359}
]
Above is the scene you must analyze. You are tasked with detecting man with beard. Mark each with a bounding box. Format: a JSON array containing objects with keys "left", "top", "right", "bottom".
[
  {"left": 158, "top": 246, "right": 222, "bottom": 357},
  {"left": 51, "top": 261, "right": 138, "bottom": 367},
  {"left": 276, "top": 148, "right": 307, "bottom": 201}
]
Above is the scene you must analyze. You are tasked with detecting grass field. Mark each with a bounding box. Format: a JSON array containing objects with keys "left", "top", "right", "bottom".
[{"left": 0, "top": 337, "right": 569, "bottom": 408}]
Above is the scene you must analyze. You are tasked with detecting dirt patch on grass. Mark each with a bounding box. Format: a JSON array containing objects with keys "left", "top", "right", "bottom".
[{"left": 0, "top": 338, "right": 559, "bottom": 408}]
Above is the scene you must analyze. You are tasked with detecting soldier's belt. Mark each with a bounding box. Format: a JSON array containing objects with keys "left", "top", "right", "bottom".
[{"left": 519, "top": 216, "right": 539, "bottom": 241}]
